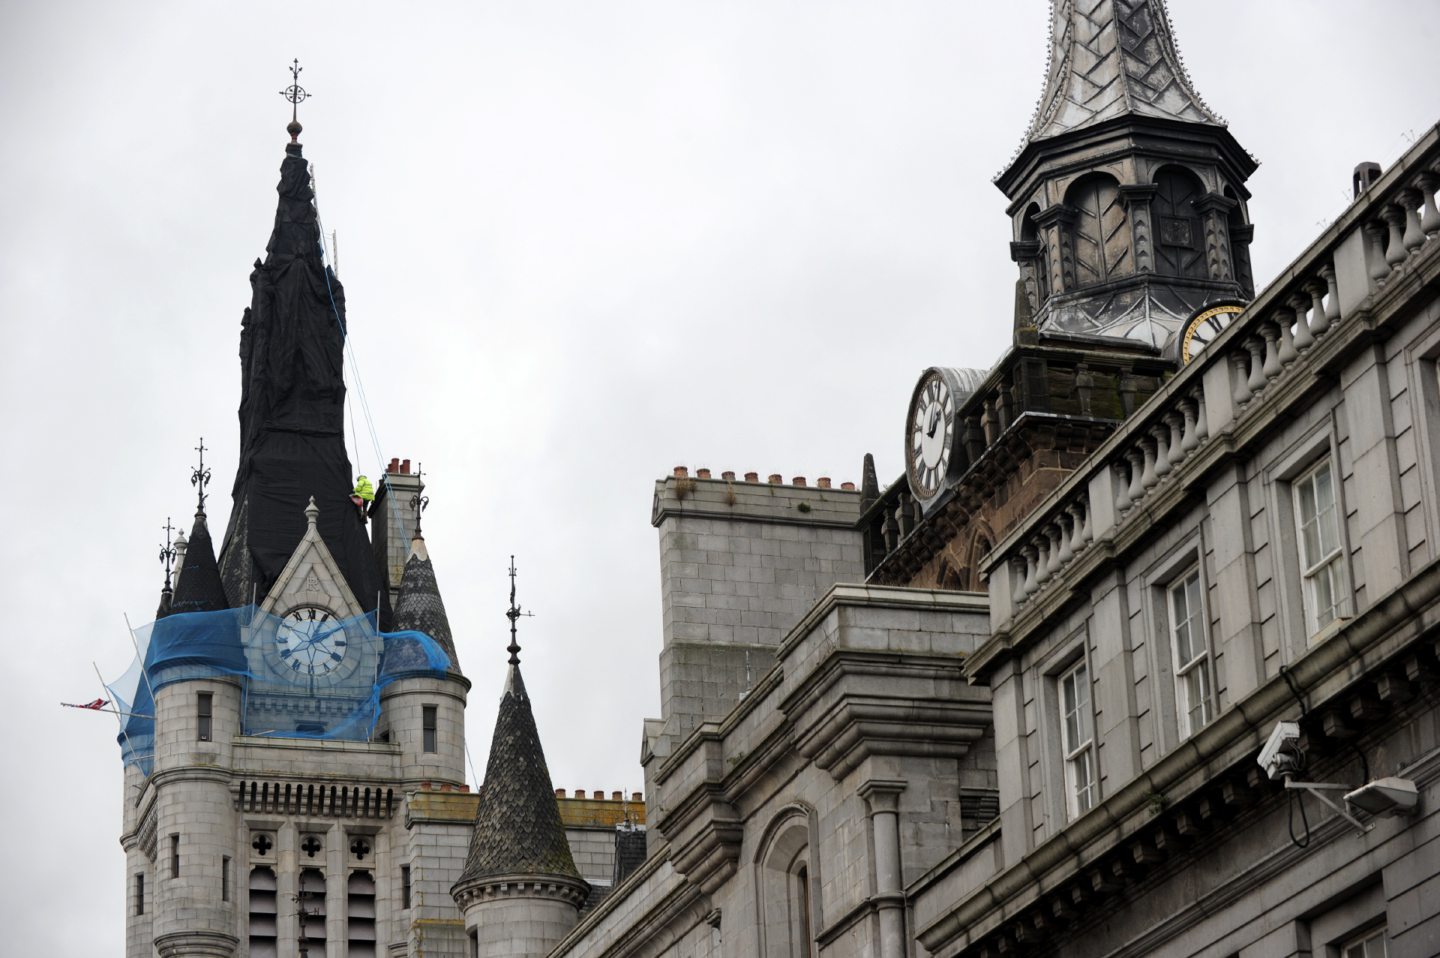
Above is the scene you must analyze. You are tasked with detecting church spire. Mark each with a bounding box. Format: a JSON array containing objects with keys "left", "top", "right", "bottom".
[
  {"left": 1020, "top": 0, "right": 1221, "bottom": 151},
  {"left": 217, "top": 67, "right": 381, "bottom": 613}
]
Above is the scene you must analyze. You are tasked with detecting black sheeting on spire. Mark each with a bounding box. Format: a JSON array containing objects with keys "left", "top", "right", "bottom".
[
  {"left": 170, "top": 514, "right": 230, "bottom": 615},
  {"left": 218, "top": 142, "right": 382, "bottom": 614},
  {"left": 455, "top": 666, "right": 583, "bottom": 887}
]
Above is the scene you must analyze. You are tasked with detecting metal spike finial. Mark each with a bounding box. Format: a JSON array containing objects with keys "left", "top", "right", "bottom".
[
  {"left": 191, "top": 437, "right": 211, "bottom": 516},
  {"left": 409, "top": 462, "right": 429, "bottom": 538},
  {"left": 280, "top": 58, "right": 311, "bottom": 142},
  {"left": 505, "top": 555, "right": 534, "bottom": 666},
  {"left": 159, "top": 517, "right": 178, "bottom": 593}
]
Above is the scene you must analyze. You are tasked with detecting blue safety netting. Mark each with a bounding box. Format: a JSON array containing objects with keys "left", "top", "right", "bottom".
[{"left": 106, "top": 604, "right": 450, "bottom": 775}]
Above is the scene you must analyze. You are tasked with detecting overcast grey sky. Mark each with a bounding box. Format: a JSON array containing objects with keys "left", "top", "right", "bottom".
[{"left": 1, "top": 1, "right": 1435, "bottom": 953}]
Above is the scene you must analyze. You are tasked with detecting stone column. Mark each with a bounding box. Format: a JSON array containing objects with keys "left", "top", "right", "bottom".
[
  {"left": 1119, "top": 184, "right": 1159, "bottom": 274},
  {"left": 1194, "top": 193, "right": 1239, "bottom": 283},
  {"left": 860, "top": 780, "right": 907, "bottom": 958},
  {"left": 1230, "top": 223, "right": 1256, "bottom": 297},
  {"left": 1034, "top": 204, "right": 1078, "bottom": 296},
  {"left": 1010, "top": 239, "right": 1046, "bottom": 323}
]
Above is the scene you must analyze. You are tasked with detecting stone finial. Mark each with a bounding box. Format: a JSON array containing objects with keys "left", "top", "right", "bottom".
[{"left": 305, "top": 496, "right": 319, "bottom": 528}]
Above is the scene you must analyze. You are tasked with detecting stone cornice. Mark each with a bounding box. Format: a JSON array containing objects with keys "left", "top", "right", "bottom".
[
  {"left": 451, "top": 872, "right": 590, "bottom": 911},
  {"left": 154, "top": 931, "right": 240, "bottom": 958},
  {"left": 782, "top": 653, "right": 987, "bottom": 778}
]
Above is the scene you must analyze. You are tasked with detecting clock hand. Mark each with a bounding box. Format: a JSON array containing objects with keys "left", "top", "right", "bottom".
[{"left": 926, "top": 407, "right": 942, "bottom": 438}]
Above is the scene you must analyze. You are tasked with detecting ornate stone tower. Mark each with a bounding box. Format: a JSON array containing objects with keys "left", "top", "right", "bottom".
[
  {"left": 997, "top": 0, "right": 1258, "bottom": 352},
  {"left": 120, "top": 100, "right": 473, "bottom": 958}
]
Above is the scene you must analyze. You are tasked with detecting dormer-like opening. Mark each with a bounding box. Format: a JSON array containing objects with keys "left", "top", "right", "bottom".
[
  {"left": 1065, "top": 173, "right": 1133, "bottom": 289},
  {"left": 1152, "top": 166, "right": 1207, "bottom": 281}
]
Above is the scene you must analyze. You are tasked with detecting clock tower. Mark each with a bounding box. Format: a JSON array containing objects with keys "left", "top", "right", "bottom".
[{"left": 877, "top": 0, "right": 1258, "bottom": 590}]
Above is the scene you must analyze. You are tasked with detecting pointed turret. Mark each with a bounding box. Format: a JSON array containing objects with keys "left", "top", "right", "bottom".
[
  {"left": 392, "top": 536, "right": 461, "bottom": 673},
  {"left": 217, "top": 131, "right": 381, "bottom": 613},
  {"left": 997, "top": 0, "right": 1257, "bottom": 356},
  {"left": 456, "top": 666, "right": 580, "bottom": 886},
  {"left": 452, "top": 575, "right": 586, "bottom": 954},
  {"left": 170, "top": 512, "right": 230, "bottom": 615}
]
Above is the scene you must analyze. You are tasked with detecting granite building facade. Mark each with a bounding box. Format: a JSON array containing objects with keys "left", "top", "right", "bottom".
[{"left": 119, "top": 2, "right": 1440, "bottom": 956}]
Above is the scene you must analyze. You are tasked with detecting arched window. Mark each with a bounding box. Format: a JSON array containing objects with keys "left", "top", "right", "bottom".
[
  {"left": 1152, "top": 166, "right": 1207, "bottom": 279},
  {"left": 348, "top": 870, "right": 377, "bottom": 957},
  {"left": 248, "top": 866, "right": 278, "bottom": 958},
  {"left": 756, "top": 806, "right": 819, "bottom": 958},
  {"left": 298, "top": 867, "right": 326, "bottom": 953},
  {"left": 1066, "top": 174, "right": 1133, "bottom": 285}
]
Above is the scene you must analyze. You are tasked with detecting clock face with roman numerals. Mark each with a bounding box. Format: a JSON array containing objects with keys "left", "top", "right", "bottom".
[
  {"left": 907, "top": 370, "right": 956, "bottom": 500},
  {"left": 1181, "top": 303, "right": 1246, "bottom": 364},
  {"left": 274, "top": 605, "right": 349, "bottom": 678}
]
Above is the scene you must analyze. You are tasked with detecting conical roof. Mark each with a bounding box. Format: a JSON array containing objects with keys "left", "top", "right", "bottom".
[
  {"left": 391, "top": 537, "right": 460, "bottom": 673},
  {"left": 1020, "top": 0, "right": 1221, "bottom": 150},
  {"left": 169, "top": 513, "right": 230, "bottom": 615},
  {"left": 455, "top": 666, "right": 581, "bottom": 885}
]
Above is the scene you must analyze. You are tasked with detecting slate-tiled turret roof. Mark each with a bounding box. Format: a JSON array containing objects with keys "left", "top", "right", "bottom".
[
  {"left": 391, "top": 536, "right": 460, "bottom": 673},
  {"left": 455, "top": 665, "right": 582, "bottom": 885}
]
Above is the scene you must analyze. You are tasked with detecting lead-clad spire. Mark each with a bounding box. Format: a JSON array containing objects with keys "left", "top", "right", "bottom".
[
  {"left": 1021, "top": 0, "right": 1221, "bottom": 150},
  {"left": 217, "top": 71, "right": 381, "bottom": 614}
]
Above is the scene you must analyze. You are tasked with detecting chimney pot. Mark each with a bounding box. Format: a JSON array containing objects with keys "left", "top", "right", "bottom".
[
  {"left": 632, "top": 791, "right": 643, "bottom": 802},
  {"left": 673, "top": 466, "right": 688, "bottom": 478},
  {"left": 696, "top": 468, "right": 711, "bottom": 479},
  {"left": 722, "top": 471, "right": 735, "bottom": 481},
  {"left": 555, "top": 788, "right": 566, "bottom": 798},
  {"left": 611, "top": 790, "right": 622, "bottom": 800},
  {"left": 768, "top": 473, "right": 782, "bottom": 484},
  {"left": 841, "top": 481, "right": 856, "bottom": 491},
  {"left": 818, "top": 477, "right": 832, "bottom": 489},
  {"left": 388, "top": 457, "right": 400, "bottom": 473},
  {"left": 744, "top": 472, "right": 759, "bottom": 483},
  {"left": 401, "top": 459, "right": 411, "bottom": 474},
  {"left": 575, "top": 789, "right": 585, "bottom": 799},
  {"left": 792, "top": 476, "right": 806, "bottom": 486}
]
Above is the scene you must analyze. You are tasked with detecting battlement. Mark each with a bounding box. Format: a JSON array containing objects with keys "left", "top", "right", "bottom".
[{"left": 651, "top": 465, "right": 861, "bottom": 528}]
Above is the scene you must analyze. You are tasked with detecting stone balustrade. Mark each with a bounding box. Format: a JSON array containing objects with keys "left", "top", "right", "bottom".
[{"left": 991, "top": 132, "right": 1440, "bottom": 624}]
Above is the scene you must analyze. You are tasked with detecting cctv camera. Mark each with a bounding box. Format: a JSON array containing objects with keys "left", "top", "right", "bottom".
[{"left": 1258, "top": 720, "right": 1304, "bottom": 781}]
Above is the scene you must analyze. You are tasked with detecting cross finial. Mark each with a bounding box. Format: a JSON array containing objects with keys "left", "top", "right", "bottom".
[
  {"left": 409, "top": 462, "right": 429, "bottom": 538},
  {"left": 280, "top": 58, "right": 310, "bottom": 143},
  {"left": 191, "top": 437, "right": 211, "bottom": 517},
  {"left": 159, "top": 517, "right": 177, "bottom": 592},
  {"left": 505, "top": 555, "right": 534, "bottom": 666}
]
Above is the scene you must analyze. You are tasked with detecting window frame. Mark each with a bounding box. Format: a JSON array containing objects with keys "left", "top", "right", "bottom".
[
  {"left": 1166, "top": 565, "right": 1214, "bottom": 739},
  {"left": 422, "top": 705, "right": 438, "bottom": 754},
  {"left": 197, "top": 691, "right": 213, "bottom": 742},
  {"left": 1292, "top": 455, "right": 1350, "bottom": 639},
  {"left": 1339, "top": 924, "right": 1388, "bottom": 958},
  {"left": 1058, "top": 658, "right": 1096, "bottom": 820}
]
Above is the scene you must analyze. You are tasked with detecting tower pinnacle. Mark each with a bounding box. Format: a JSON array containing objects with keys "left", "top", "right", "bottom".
[{"left": 280, "top": 58, "right": 309, "bottom": 145}]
